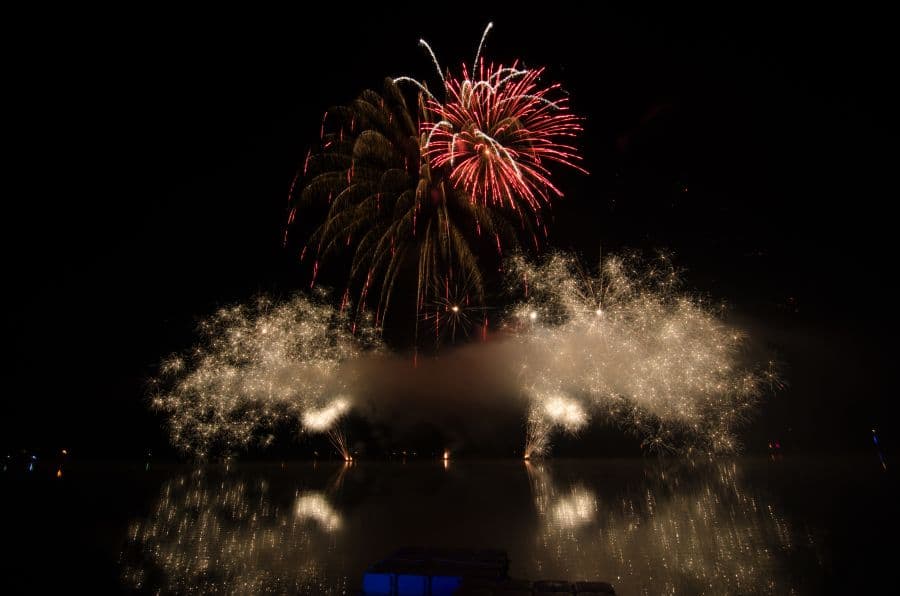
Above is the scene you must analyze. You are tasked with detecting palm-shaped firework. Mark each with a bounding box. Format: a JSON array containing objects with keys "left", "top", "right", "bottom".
[{"left": 288, "top": 24, "right": 585, "bottom": 344}]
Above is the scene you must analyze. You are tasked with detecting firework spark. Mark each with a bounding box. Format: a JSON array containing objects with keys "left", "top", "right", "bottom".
[
  {"left": 327, "top": 427, "right": 353, "bottom": 462},
  {"left": 151, "top": 293, "right": 380, "bottom": 456},
  {"left": 508, "top": 251, "right": 774, "bottom": 455}
]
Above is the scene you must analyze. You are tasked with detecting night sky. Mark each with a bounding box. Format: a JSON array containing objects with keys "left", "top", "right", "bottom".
[{"left": 6, "top": 5, "right": 895, "bottom": 458}]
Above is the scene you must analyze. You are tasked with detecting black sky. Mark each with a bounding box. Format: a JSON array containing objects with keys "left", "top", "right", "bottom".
[{"left": 5, "top": 5, "right": 896, "bottom": 457}]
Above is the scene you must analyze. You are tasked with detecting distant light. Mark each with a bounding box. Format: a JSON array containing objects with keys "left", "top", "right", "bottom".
[
  {"left": 529, "top": 310, "right": 538, "bottom": 321},
  {"left": 442, "top": 450, "right": 450, "bottom": 460},
  {"left": 61, "top": 449, "right": 68, "bottom": 456},
  {"left": 56, "top": 469, "right": 63, "bottom": 478},
  {"left": 595, "top": 307, "right": 603, "bottom": 316},
  {"left": 451, "top": 305, "right": 460, "bottom": 313}
]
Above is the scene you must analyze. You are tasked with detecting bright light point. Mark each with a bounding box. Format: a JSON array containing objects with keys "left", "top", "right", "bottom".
[
  {"left": 443, "top": 450, "right": 450, "bottom": 460},
  {"left": 595, "top": 308, "right": 603, "bottom": 316},
  {"left": 542, "top": 395, "right": 588, "bottom": 432},
  {"left": 451, "top": 305, "right": 459, "bottom": 313},
  {"left": 302, "top": 397, "right": 352, "bottom": 432},
  {"left": 529, "top": 310, "right": 538, "bottom": 321}
]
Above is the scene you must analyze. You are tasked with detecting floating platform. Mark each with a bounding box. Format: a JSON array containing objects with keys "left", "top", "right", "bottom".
[{"left": 361, "top": 548, "right": 614, "bottom": 595}]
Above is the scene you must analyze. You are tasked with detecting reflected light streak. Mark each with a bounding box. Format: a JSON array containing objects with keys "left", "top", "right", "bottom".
[{"left": 525, "top": 461, "right": 820, "bottom": 594}]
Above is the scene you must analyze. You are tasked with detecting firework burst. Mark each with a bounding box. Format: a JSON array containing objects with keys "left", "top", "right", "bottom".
[
  {"left": 422, "top": 62, "right": 585, "bottom": 213},
  {"left": 508, "top": 251, "right": 776, "bottom": 455},
  {"left": 289, "top": 23, "right": 583, "bottom": 340},
  {"left": 524, "top": 395, "right": 589, "bottom": 458},
  {"left": 303, "top": 397, "right": 354, "bottom": 460},
  {"left": 417, "top": 267, "right": 492, "bottom": 346},
  {"left": 151, "top": 293, "right": 381, "bottom": 456}
]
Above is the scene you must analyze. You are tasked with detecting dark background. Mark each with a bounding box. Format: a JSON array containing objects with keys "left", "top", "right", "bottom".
[{"left": 5, "top": 5, "right": 896, "bottom": 458}]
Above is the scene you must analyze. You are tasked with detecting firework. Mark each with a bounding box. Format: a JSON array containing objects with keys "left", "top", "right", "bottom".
[
  {"left": 508, "top": 251, "right": 775, "bottom": 455},
  {"left": 417, "top": 267, "right": 492, "bottom": 346},
  {"left": 303, "top": 397, "right": 354, "bottom": 460},
  {"left": 422, "top": 63, "right": 585, "bottom": 213},
  {"left": 327, "top": 427, "right": 353, "bottom": 462},
  {"left": 303, "top": 397, "right": 351, "bottom": 432},
  {"left": 289, "top": 24, "right": 583, "bottom": 339},
  {"left": 524, "top": 394, "right": 588, "bottom": 458},
  {"left": 151, "top": 293, "right": 381, "bottom": 456}
]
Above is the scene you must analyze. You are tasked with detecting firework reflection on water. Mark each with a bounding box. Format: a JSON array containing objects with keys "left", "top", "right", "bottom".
[{"left": 120, "top": 460, "right": 823, "bottom": 594}]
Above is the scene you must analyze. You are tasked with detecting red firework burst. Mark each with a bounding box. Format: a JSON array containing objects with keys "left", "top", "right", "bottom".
[{"left": 422, "top": 62, "right": 585, "bottom": 213}]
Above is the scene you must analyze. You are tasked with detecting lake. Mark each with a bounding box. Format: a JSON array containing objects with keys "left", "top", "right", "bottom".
[{"left": 3, "top": 456, "right": 891, "bottom": 594}]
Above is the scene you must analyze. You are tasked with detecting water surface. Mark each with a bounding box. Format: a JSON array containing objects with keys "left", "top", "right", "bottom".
[{"left": 5, "top": 457, "right": 890, "bottom": 594}]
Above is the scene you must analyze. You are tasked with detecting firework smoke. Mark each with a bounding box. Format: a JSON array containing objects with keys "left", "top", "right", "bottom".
[
  {"left": 151, "top": 293, "right": 380, "bottom": 456},
  {"left": 152, "top": 251, "right": 771, "bottom": 457}
]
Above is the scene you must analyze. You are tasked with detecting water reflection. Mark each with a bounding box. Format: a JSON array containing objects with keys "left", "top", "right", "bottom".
[
  {"left": 524, "top": 461, "right": 820, "bottom": 594},
  {"left": 295, "top": 492, "right": 342, "bottom": 532},
  {"left": 120, "top": 460, "right": 823, "bottom": 594},
  {"left": 121, "top": 466, "right": 349, "bottom": 594}
]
